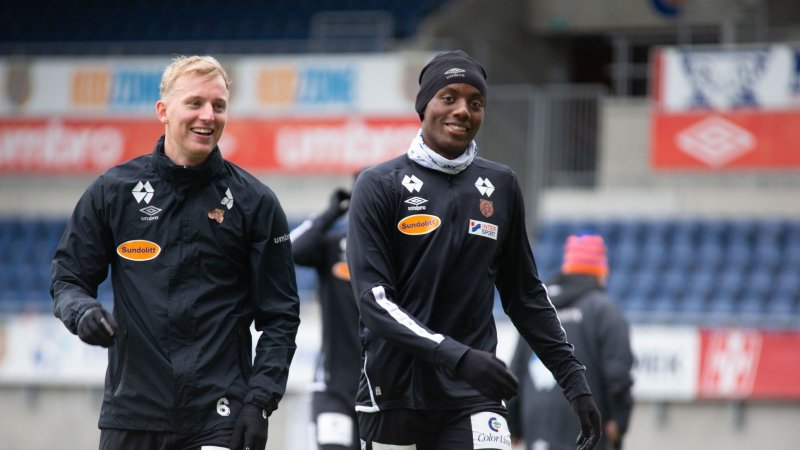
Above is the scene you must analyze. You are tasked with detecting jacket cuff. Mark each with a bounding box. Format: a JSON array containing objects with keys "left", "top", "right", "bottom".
[
  {"left": 432, "top": 337, "right": 470, "bottom": 374},
  {"left": 244, "top": 392, "right": 277, "bottom": 417},
  {"left": 562, "top": 368, "right": 593, "bottom": 401}
]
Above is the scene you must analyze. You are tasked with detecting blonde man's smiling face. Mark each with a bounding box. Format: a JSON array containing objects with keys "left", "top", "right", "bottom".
[{"left": 156, "top": 72, "right": 228, "bottom": 167}]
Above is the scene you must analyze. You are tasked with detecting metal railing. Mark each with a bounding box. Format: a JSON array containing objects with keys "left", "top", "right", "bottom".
[{"left": 477, "top": 84, "right": 608, "bottom": 230}]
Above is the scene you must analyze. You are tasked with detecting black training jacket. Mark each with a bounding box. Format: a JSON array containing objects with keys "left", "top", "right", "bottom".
[
  {"left": 507, "top": 273, "right": 634, "bottom": 450},
  {"left": 346, "top": 154, "right": 590, "bottom": 412},
  {"left": 290, "top": 212, "right": 361, "bottom": 407},
  {"left": 51, "top": 136, "right": 300, "bottom": 432}
]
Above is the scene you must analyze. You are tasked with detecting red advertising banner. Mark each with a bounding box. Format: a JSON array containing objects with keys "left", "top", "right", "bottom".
[
  {"left": 651, "top": 111, "right": 800, "bottom": 169},
  {"left": 0, "top": 116, "right": 420, "bottom": 174},
  {"left": 698, "top": 328, "right": 800, "bottom": 400},
  {"left": 650, "top": 45, "right": 800, "bottom": 170}
]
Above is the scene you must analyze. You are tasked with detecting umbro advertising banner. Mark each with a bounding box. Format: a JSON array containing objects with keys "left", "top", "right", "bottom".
[
  {"left": 651, "top": 111, "right": 800, "bottom": 169},
  {"left": 650, "top": 44, "right": 800, "bottom": 170},
  {"left": 0, "top": 116, "right": 419, "bottom": 174}
]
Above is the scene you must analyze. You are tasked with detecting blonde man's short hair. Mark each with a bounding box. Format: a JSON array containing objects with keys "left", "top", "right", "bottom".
[{"left": 160, "top": 55, "right": 231, "bottom": 99}]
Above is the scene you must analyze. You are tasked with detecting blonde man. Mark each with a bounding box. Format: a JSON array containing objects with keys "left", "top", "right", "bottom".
[{"left": 52, "top": 55, "right": 300, "bottom": 450}]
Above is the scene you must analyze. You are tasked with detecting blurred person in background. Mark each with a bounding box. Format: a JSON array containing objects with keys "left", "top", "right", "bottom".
[
  {"left": 51, "top": 55, "right": 300, "bottom": 450},
  {"left": 290, "top": 183, "right": 361, "bottom": 450},
  {"left": 346, "top": 50, "right": 602, "bottom": 450},
  {"left": 508, "top": 234, "right": 634, "bottom": 450}
]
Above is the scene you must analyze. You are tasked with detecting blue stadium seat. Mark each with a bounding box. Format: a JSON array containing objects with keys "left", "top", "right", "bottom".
[
  {"left": 775, "top": 270, "right": 800, "bottom": 296},
  {"left": 611, "top": 241, "right": 639, "bottom": 272},
  {"left": 605, "top": 274, "right": 630, "bottom": 300},
  {"left": 671, "top": 219, "right": 701, "bottom": 247},
  {"left": 737, "top": 291, "right": 769, "bottom": 326},
  {"left": 650, "top": 293, "right": 680, "bottom": 320},
  {"left": 699, "top": 219, "right": 729, "bottom": 243},
  {"left": 756, "top": 218, "right": 786, "bottom": 243},
  {"left": 616, "top": 219, "right": 648, "bottom": 245},
  {"left": 641, "top": 220, "right": 672, "bottom": 246},
  {"left": 766, "top": 294, "right": 796, "bottom": 315},
  {"left": 763, "top": 294, "right": 798, "bottom": 329},
  {"left": 594, "top": 221, "right": 621, "bottom": 246},
  {"left": 717, "top": 268, "right": 746, "bottom": 296},
  {"left": 684, "top": 269, "right": 716, "bottom": 300},
  {"left": 728, "top": 219, "right": 758, "bottom": 247},
  {"left": 724, "top": 243, "right": 752, "bottom": 271},
  {"left": 667, "top": 242, "right": 696, "bottom": 271},
  {"left": 661, "top": 268, "right": 688, "bottom": 298},
  {"left": 621, "top": 293, "right": 650, "bottom": 321},
  {"left": 695, "top": 241, "right": 724, "bottom": 272},
  {"left": 535, "top": 221, "right": 571, "bottom": 250},
  {"left": 679, "top": 296, "right": 708, "bottom": 323},
  {"left": 784, "top": 245, "right": 800, "bottom": 267},
  {"left": 640, "top": 240, "right": 669, "bottom": 271},
  {"left": 744, "top": 269, "right": 773, "bottom": 297},
  {"left": 632, "top": 268, "right": 659, "bottom": 295},
  {"left": 706, "top": 292, "right": 738, "bottom": 326}
]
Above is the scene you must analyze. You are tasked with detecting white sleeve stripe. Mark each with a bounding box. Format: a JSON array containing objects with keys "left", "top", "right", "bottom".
[
  {"left": 359, "top": 352, "right": 380, "bottom": 413},
  {"left": 542, "top": 283, "right": 572, "bottom": 345},
  {"left": 371, "top": 286, "right": 444, "bottom": 344},
  {"left": 288, "top": 218, "right": 313, "bottom": 242}
]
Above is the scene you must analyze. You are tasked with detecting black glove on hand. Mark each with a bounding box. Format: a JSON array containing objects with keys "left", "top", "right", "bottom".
[
  {"left": 327, "top": 188, "right": 351, "bottom": 217},
  {"left": 455, "top": 348, "right": 520, "bottom": 401},
  {"left": 230, "top": 403, "right": 268, "bottom": 450},
  {"left": 572, "top": 394, "right": 602, "bottom": 450},
  {"left": 77, "top": 307, "right": 117, "bottom": 347}
]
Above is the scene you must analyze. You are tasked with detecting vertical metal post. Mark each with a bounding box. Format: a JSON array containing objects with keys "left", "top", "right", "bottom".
[{"left": 527, "top": 86, "right": 547, "bottom": 238}]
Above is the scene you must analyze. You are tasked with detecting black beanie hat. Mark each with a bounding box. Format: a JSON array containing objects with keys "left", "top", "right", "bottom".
[{"left": 414, "top": 50, "right": 487, "bottom": 119}]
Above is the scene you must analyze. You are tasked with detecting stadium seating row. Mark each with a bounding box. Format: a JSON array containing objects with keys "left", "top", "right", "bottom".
[
  {"left": 1, "top": 217, "right": 798, "bottom": 329},
  {"left": 1, "top": 0, "right": 451, "bottom": 51}
]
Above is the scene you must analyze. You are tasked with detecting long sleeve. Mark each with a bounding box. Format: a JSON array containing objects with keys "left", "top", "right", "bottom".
[
  {"left": 495, "top": 175, "right": 591, "bottom": 400},
  {"left": 246, "top": 194, "right": 301, "bottom": 414},
  {"left": 51, "top": 176, "right": 113, "bottom": 334}
]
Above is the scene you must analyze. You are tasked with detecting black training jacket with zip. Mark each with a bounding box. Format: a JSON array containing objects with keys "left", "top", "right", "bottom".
[
  {"left": 346, "top": 153, "right": 591, "bottom": 413},
  {"left": 51, "top": 136, "right": 300, "bottom": 433}
]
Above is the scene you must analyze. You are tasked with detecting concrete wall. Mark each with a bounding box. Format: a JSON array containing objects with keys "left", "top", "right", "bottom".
[{"left": 540, "top": 98, "right": 800, "bottom": 220}]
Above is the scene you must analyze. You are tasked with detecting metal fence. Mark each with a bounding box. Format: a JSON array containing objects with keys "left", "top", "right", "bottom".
[{"left": 477, "top": 84, "right": 607, "bottom": 230}]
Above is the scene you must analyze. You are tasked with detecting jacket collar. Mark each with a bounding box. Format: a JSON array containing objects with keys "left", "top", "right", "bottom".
[{"left": 152, "top": 135, "right": 224, "bottom": 190}]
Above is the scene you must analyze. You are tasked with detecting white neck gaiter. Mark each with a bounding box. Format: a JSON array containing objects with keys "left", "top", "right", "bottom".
[{"left": 406, "top": 129, "right": 477, "bottom": 175}]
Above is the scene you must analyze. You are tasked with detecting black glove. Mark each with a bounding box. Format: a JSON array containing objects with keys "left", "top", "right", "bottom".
[
  {"left": 77, "top": 307, "right": 117, "bottom": 347},
  {"left": 326, "top": 188, "right": 351, "bottom": 217},
  {"left": 454, "top": 348, "right": 519, "bottom": 401},
  {"left": 571, "top": 394, "right": 602, "bottom": 450},
  {"left": 230, "top": 403, "right": 268, "bottom": 450}
]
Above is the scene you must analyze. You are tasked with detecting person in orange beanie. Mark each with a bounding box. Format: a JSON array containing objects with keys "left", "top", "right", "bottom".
[{"left": 508, "top": 233, "right": 634, "bottom": 450}]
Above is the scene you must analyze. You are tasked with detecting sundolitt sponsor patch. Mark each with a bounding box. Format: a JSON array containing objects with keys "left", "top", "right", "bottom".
[
  {"left": 397, "top": 214, "right": 441, "bottom": 235},
  {"left": 468, "top": 219, "right": 498, "bottom": 240},
  {"left": 116, "top": 240, "right": 161, "bottom": 261}
]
